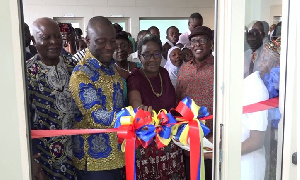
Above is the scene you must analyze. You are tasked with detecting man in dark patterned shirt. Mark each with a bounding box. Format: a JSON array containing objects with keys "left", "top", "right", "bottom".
[
  {"left": 27, "top": 17, "right": 79, "bottom": 180},
  {"left": 176, "top": 26, "right": 214, "bottom": 180}
]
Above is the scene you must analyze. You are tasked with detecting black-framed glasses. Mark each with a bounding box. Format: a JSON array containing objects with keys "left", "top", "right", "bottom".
[
  {"left": 190, "top": 37, "right": 209, "bottom": 45},
  {"left": 141, "top": 51, "right": 162, "bottom": 60}
]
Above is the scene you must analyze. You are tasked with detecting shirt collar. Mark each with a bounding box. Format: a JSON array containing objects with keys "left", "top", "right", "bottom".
[{"left": 86, "top": 48, "right": 115, "bottom": 68}]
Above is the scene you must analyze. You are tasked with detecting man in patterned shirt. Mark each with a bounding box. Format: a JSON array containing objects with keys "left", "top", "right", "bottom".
[
  {"left": 27, "top": 17, "right": 79, "bottom": 180},
  {"left": 69, "top": 16, "right": 125, "bottom": 180},
  {"left": 176, "top": 26, "right": 214, "bottom": 180}
]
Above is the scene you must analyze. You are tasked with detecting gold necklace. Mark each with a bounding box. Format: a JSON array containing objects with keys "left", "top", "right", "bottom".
[
  {"left": 115, "top": 62, "right": 131, "bottom": 74},
  {"left": 142, "top": 69, "right": 163, "bottom": 97}
]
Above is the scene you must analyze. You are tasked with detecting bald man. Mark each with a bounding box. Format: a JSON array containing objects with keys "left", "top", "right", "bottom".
[
  {"left": 69, "top": 16, "right": 125, "bottom": 180},
  {"left": 27, "top": 17, "right": 79, "bottom": 179}
]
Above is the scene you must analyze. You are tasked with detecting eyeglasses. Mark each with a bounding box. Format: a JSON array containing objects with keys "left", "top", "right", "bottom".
[
  {"left": 190, "top": 38, "right": 209, "bottom": 45},
  {"left": 141, "top": 51, "right": 162, "bottom": 60}
]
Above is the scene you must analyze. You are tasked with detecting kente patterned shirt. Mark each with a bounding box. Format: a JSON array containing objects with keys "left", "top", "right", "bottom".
[
  {"left": 69, "top": 49, "right": 125, "bottom": 171},
  {"left": 176, "top": 54, "right": 214, "bottom": 138},
  {"left": 27, "top": 54, "right": 79, "bottom": 179}
]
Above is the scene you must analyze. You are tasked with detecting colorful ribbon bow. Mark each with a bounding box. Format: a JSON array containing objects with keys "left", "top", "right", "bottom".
[
  {"left": 114, "top": 107, "right": 156, "bottom": 180},
  {"left": 154, "top": 110, "right": 178, "bottom": 149},
  {"left": 172, "top": 97, "right": 210, "bottom": 180}
]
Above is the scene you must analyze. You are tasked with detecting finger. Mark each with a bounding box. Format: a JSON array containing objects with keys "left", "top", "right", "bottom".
[
  {"left": 147, "top": 106, "right": 152, "bottom": 112},
  {"left": 143, "top": 106, "right": 149, "bottom": 111},
  {"left": 137, "top": 104, "right": 144, "bottom": 109}
]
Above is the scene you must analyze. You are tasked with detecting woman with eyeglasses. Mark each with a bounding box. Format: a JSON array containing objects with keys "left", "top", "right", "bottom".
[{"left": 127, "top": 34, "right": 185, "bottom": 180}]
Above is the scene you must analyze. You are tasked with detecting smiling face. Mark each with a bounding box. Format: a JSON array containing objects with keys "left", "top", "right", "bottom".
[
  {"left": 113, "top": 39, "right": 129, "bottom": 62},
  {"left": 87, "top": 24, "right": 116, "bottom": 64},
  {"left": 33, "top": 20, "right": 62, "bottom": 61},
  {"left": 190, "top": 35, "right": 212, "bottom": 62},
  {"left": 140, "top": 41, "right": 162, "bottom": 75},
  {"left": 169, "top": 48, "right": 183, "bottom": 67}
]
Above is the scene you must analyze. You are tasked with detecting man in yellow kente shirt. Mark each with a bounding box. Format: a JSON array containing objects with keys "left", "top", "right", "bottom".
[{"left": 69, "top": 16, "right": 125, "bottom": 180}]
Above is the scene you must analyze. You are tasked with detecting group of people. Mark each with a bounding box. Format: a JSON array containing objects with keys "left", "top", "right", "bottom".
[
  {"left": 24, "top": 9, "right": 280, "bottom": 180},
  {"left": 26, "top": 12, "right": 214, "bottom": 180}
]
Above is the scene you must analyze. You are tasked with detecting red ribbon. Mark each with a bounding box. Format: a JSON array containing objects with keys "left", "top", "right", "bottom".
[
  {"left": 243, "top": 97, "right": 279, "bottom": 114},
  {"left": 155, "top": 111, "right": 171, "bottom": 149},
  {"left": 188, "top": 120, "right": 201, "bottom": 180},
  {"left": 116, "top": 109, "right": 152, "bottom": 180},
  {"left": 31, "top": 129, "right": 117, "bottom": 139},
  {"left": 117, "top": 124, "right": 135, "bottom": 180},
  {"left": 175, "top": 101, "right": 201, "bottom": 180},
  {"left": 31, "top": 97, "right": 279, "bottom": 180}
]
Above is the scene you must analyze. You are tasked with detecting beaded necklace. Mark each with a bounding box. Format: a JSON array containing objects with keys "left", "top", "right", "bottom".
[{"left": 115, "top": 62, "right": 131, "bottom": 74}]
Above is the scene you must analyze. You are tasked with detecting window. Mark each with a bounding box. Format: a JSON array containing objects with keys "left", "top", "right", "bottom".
[
  {"left": 139, "top": 18, "right": 188, "bottom": 43},
  {"left": 107, "top": 17, "right": 130, "bottom": 32}
]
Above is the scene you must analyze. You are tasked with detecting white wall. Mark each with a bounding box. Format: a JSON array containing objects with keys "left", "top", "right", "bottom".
[
  {"left": 23, "top": 0, "right": 215, "bottom": 39},
  {"left": 0, "top": 0, "right": 30, "bottom": 179},
  {"left": 245, "top": 0, "right": 282, "bottom": 27}
]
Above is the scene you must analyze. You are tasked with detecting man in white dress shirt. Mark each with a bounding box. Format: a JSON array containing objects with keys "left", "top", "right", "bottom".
[{"left": 241, "top": 71, "right": 269, "bottom": 180}]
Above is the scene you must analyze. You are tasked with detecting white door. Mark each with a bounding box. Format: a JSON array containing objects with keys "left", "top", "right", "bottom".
[{"left": 214, "top": 0, "right": 298, "bottom": 179}]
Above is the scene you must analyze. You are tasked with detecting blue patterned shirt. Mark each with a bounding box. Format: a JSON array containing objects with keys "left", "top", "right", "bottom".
[{"left": 69, "top": 49, "right": 125, "bottom": 171}]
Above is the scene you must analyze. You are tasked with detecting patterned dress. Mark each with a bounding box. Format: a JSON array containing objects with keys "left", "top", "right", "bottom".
[
  {"left": 69, "top": 49, "right": 125, "bottom": 171},
  {"left": 127, "top": 67, "right": 186, "bottom": 180},
  {"left": 27, "top": 54, "right": 79, "bottom": 179}
]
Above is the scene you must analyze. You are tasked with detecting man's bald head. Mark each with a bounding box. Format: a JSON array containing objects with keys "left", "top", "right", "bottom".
[
  {"left": 31, "top": 17, "right": 62, "bottom": 64},
  {"left": 32, "top": 17, "right": 60, "bottom": 40},
  {"left": 86, "top": 16, "right": 116, "bottom": 64},
  {"left": 86, "top": 16, "right": 114, "bottom": 37}
]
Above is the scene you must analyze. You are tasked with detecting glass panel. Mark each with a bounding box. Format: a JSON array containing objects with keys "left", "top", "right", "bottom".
[
  {"left": 139, "top": 19, "right": 188, "bottom": 43},
  {"left": 243, "top": 0, "right": 283, "bottom": 179},
  {"left": 107, "top": 17, "right": 129, "bottom": 32}
]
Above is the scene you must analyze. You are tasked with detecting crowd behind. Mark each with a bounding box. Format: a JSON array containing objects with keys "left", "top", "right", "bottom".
[{"left": 24, "top": 12, "right": 281, "bottom": 180}]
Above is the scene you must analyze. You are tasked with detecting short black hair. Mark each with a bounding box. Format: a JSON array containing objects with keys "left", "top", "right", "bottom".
[
  {"left": 148, "top": 26, "right": 159, "bottom": 32},
  {"left": 113, "top": 23, "right": 123, "bottom": 33},
  {"left": 137, "top": 34, "right": 162, "bottom": 57},
  {"left": 87, "top": 16, "right": 113, "bottom": 37},
  {"left": 166, "top": 26, "right": 179, "bottom": 35},
  {"left": 137, "top": 30, "right": 151, "bottom": 42},
  {"left": 137, "top": 30, "right": 150, "bottom": 38},
  {"left": 74, "top": 28, "right": 83, "bottom": 36},
  {"left": 190, "top": 12, "right": 203, "bottom": 20},
  {"left": 116, "top": 31, "right": 129, "bottom": 43}
]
